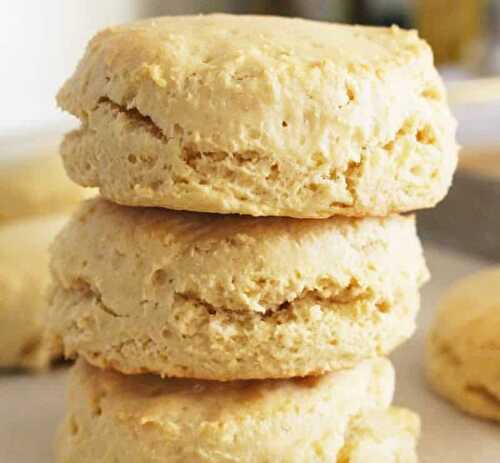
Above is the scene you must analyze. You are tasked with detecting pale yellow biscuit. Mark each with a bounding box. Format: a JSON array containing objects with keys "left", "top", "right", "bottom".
[
  {"left": 0, "top": 215, "right": 68, "bottom": 369},
  {"left": 426, "top": 267, "right": 500, "bottom": 422},
  {"left": 56, "top": 358, "right": 418, "bottom": 462},
  {"left": 0, "top": 155, "right": 90, "bottom": 223},
  {"left": 57, "top": 14, "right": 457, "bottom": 218},
  {"left": 48, "top": 198, "right": 428, "bottom": 380}
]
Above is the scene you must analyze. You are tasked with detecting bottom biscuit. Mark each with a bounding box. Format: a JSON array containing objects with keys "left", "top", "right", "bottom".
[
  {"left": 0, "top": 215, "right": 68, "bottom": 370},
  {"left": 56, "top": 358, "right": 419, "bottom": 462}
]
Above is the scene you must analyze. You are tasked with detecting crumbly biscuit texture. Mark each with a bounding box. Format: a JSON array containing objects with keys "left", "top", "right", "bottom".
[
  {"left": 0, "top": 215, "right": 68, "bottom": 369},
  {"left": 426, "top": 267, "right": 500, "bottom": 422},
  {"left": 339, "top": 407, "right": 419, "bottom": 463},
  {"left": 58, "top": 14, "right": 457, "bottom": 218},
  {"left": 48, "top": 198, "right": 428, "bottom": 380},
  {"left": 56, "top": 359, "right": 418, "bottom": 462},
  {"left": 0, "top": 155, "right": 91, "bottom": 223}
]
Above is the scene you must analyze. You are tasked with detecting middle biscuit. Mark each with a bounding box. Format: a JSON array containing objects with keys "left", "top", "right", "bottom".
[{"left": 48, "top": 198, "right": 428, "bottom": 380}]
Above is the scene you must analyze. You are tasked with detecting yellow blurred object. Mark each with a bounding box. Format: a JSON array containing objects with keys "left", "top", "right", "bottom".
[
  {"left": 0, "top": 214, "right": 68, "bottom": 370},
  {"left": 417, "top": 0, "right": 483, "bottom": 65}
]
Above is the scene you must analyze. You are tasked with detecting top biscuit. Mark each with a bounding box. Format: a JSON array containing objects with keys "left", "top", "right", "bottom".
[{"left": 58, "top": 14, "right": 457, "bottom": 218}]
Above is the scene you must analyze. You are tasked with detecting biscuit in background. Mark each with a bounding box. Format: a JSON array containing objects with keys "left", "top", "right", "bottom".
[
  {"left": 0, "top": 214, "right": 68, "bottom": 370},
  {"left": 426, "top": 266, "right": 500, "bottom": 422},
  {"left": 0, "top": 154, "right": 92, "bottom": 223}
]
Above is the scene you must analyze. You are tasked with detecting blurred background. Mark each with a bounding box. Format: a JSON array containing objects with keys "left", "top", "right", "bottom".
[{"left": 1, "top": 0, "right": 500, "bottom": 258}]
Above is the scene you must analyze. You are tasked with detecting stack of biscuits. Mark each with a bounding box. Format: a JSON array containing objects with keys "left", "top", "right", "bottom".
[{"left": 48, "top": 15, "right": 457, "bottom": 462}]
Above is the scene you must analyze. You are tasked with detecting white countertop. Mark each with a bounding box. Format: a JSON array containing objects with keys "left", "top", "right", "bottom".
[{"left": 1, "top": 243, "right": 499, "bottom": 463}]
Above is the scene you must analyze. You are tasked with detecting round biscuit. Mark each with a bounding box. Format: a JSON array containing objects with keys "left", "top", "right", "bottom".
[
  {"left": 426, "top": 267, "right": 500, "bottom": 422},
  {"left": 48, "top": 198, "right": 428, "bottom": 380},
  {"left": 55, "top": 358, "right": 418, "bottom": 463},
  {"left": 58, "top": 14, "right": 457, "bottom": 218}
]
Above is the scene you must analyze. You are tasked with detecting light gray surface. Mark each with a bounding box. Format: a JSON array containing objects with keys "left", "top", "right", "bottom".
[
  {"left": 0, "top": 369, "right": 67, "bottom": 463},
  {"left": 1, "top": 244, "right": 499, "bottom": 462}
]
